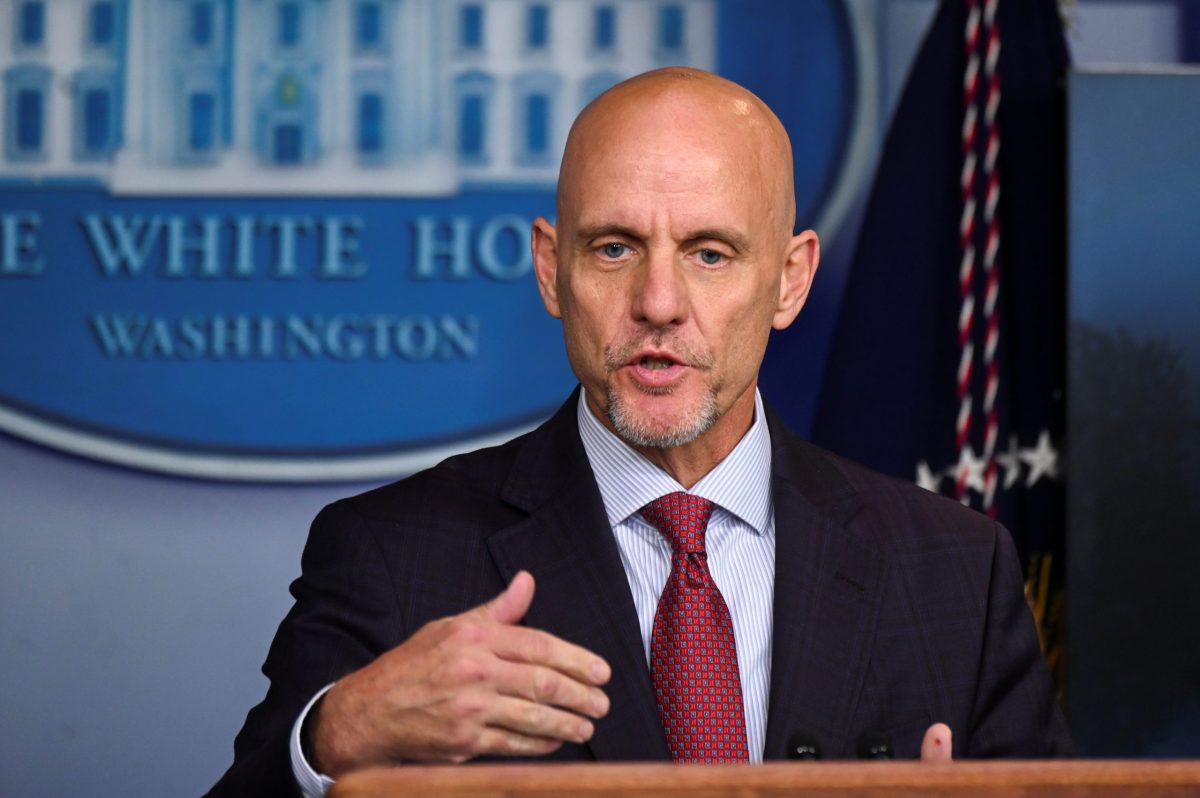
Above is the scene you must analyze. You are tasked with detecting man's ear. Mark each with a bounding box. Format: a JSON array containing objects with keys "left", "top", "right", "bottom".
[
  {"left": 531, "top": 216, "right": 562, "bottom": 319},
  {"left": 772, "top": 229, "right": 820, "bottom": 330}
]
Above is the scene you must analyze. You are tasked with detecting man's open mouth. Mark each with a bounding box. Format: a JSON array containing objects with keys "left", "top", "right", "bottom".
[{"left": 639, "top": 356, "right": 678, "bottom": 371}]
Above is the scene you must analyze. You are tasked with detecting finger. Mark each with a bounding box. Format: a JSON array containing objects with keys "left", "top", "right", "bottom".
[
  {"left": 489, "top": 624, "right": 611, "bottom": 686},
  {"left": 457, "top": 727, "right": 565, "bottom": 762},
  {"left": 920, "top": 723, "right": 953, "bottom": 762},
  {"left": 482, "top": 694, "right": 597, "bottom": 743},
  {"left": 490, "top": 659, "right": 610, "bottom": 718},
  {"left": 477, "top": 571, "right": 536, "bottom": 626}
]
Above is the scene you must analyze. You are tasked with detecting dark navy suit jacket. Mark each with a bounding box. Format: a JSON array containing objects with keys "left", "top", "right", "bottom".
[{"left": 207, "top": 391, "right": 1071, "bottom": 796}]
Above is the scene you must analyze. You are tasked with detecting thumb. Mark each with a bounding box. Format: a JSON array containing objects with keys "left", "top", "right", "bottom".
[
  {"left": 920, "top": 723, "right": 953, "bottom": 762},
  {"left": 478, "top": 570, "right": 536, "bottom": 626}
]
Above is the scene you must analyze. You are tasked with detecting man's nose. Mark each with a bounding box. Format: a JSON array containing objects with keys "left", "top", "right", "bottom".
[{"left": 631, "top": 248, "right": 688, "bottom": 328}]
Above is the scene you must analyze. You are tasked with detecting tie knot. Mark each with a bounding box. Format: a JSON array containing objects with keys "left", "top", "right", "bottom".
[{"left": 642, "top": 492, "right": 715, "bottom": 554}]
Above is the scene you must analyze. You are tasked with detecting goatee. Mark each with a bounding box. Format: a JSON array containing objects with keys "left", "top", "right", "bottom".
[{"left": 605, "top": 384, "right": 719, "bottom": 449}]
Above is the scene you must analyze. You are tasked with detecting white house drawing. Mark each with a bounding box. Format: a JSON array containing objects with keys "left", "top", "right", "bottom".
[{"left": 0, "top": 0, "right": 716, "bottom": 195}]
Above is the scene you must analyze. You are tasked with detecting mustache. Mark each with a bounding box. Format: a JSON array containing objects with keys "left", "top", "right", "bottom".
[{"left": 603, "top": 334, "right": 716, "bottom": 372}]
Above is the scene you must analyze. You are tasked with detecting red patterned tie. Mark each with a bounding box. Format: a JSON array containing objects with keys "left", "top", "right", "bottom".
[{"left": 643, "top": 492, "right": 749, "bottom": 763}]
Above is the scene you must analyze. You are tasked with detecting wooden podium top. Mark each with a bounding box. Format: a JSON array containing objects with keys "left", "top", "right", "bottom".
[{"left": 330, "top": 760, "right": 1200, "bottom": 798}]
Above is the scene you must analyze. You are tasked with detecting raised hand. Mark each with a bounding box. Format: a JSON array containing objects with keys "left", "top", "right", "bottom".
[{"left": 309, "top": 571, "right": 611, "bottom": 776}]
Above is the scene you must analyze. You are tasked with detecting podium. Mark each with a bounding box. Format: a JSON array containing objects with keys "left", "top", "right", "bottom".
[{"left": 329, "top": 761, "right": 1200, "bottom": 797}]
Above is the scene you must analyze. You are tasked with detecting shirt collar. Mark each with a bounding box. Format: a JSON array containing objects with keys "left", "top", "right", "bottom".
[{"left": 576, "top": 389, "right": 774, "bottom": 535}]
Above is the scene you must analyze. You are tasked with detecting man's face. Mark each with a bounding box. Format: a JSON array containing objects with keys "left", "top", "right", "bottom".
[{"left": 534, "top": 79, "right": 817, "bottom": 455}]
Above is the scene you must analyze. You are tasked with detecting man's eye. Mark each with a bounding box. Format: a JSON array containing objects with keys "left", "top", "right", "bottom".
[
  {"left": 698, "top": 249, "right": 725, "bottom": 266},
  {"left": 601, "top": 242, "right": 629, "bottom": 259}
]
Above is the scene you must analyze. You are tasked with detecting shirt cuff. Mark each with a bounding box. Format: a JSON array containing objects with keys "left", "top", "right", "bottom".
[{"left": 290, "top": 684, "right": 336, "bottom": 798}]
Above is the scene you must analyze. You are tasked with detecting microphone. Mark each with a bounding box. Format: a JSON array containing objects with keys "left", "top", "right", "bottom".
[
  {"left": 855, "top": 733, "right": 895, "bottom": 760},
  {"left": 785, "top": 732, "right": 822, "bottom": 760}
]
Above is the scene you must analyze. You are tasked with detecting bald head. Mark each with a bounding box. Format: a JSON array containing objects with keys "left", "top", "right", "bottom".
[{"left": 558, "top": 68, "right": 797, "bottom": 241}]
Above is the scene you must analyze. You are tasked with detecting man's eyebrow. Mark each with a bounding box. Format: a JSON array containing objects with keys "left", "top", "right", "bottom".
[
  {"left": 574, "top": 225, "right": 751, "bottom": 253},
  {"left": 686, "top": 229, "right": 751, "bottom": 254},
  {"left": 574, "top": 224, "right": 643, "bottom": 243}
]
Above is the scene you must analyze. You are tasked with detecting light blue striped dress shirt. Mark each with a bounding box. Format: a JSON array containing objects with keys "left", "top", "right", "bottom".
[{"left": 575, "top": 390, "right": 776, "bottom": 762}]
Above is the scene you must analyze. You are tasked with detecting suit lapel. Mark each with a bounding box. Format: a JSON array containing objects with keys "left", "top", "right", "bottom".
[
  {"left": 486, "top": 392, "right": 670, "bottom": 761},
  {"left": 763, "top": 410, "right": 888, "bottom": 759}
]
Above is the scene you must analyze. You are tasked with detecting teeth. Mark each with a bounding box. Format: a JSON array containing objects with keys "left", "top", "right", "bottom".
[{"left": 640, "top": 357, "right": 674, "bottom": 370}]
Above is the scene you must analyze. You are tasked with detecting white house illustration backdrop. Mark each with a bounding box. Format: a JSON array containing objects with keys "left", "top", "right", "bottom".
[{"left": 1, "top": 0, "right": 715, "bottom": 194}]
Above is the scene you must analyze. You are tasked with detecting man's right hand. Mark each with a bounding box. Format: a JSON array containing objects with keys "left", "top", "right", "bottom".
[{"left": 308, "top": 571, "right": 612, "bottom": 776}]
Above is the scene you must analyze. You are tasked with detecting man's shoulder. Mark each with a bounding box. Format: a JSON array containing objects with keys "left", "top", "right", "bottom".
[
  {"left": 825, "top": 446, "right": 994, "bottom": 534},
  {"left": 325, "top": 394, "right": 583, "bottom": 527},
  {"left": 327, "top": 429, "right": 528, "bottom": 525},
  {"left": 768, "top": 410, "right": 999, "bottom": 548}
]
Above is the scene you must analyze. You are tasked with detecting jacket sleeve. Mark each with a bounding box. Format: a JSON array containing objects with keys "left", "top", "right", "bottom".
[
  {"left": 204, "top": 500, "right": 404, "bottom": 797},
  {"left": 965, "top": 522, "right": 1072, "bottom": 756}
]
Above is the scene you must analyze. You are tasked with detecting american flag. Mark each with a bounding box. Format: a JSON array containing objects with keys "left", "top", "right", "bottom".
[{"left": 812, "top": 0, "right": 1070, "bottom": 684}]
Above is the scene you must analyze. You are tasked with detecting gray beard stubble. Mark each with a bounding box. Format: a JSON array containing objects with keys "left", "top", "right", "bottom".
[
  {"left": 605, "top": 383, "right": 720, "bottom": 448},
  {"left": 602, "top": 334, "right": 721, "bottom": 448}
]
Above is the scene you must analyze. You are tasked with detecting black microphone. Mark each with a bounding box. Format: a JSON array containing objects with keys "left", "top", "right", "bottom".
[
  {"left": 855, "top": 733, "right": 895, "bottom": 760},
  {"left": 785, "top": 732, "right": 822, "bottom": 760}
]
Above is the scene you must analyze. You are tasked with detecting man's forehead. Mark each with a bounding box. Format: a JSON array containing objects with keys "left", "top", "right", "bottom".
[
  {"left": 563, "top": 109, "right": 763, "bottom": 201},
  {"left": 565, "top": 147, "right": 753, "bottom": 216},
  {"left": 576, "top": 145, "right": 745, "bottom": 188}
]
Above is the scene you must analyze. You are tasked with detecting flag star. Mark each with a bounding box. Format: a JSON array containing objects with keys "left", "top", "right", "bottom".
[
  {"left": 956, "top": 445, "right": 987, "bottom": 494},
  {"left": 996, "top": 434, "right": 1022, "bottom": 490},
  {"left": 916, "top": 460, "right": 943, "bottom": 492},
  {"left": 1020, "top": 430, "right": 1059, "bottom": 486}
]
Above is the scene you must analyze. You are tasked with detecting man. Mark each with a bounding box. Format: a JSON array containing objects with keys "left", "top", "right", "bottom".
[{"left": 207, "top": 68, "right": 1070, "bottom": 797}]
